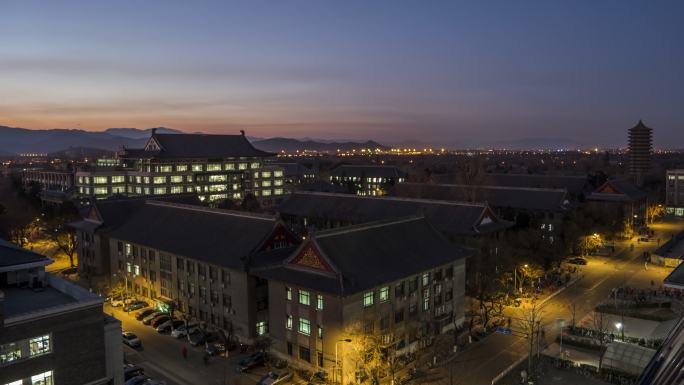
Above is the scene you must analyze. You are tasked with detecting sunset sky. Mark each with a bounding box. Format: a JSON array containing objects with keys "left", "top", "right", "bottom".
[{"left": 1, "top": 1, "right": 683, "bottom": 146}]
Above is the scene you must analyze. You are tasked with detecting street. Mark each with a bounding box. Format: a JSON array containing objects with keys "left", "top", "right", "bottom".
[
  {"left": 108, "top": 305, "right": 283, "bottom": 385},
  {"left": 434, "top": 218, "right": 684, "bottom": 385}
]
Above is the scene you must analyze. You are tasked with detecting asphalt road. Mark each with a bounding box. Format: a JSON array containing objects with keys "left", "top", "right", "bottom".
[
  {"left": 108, "top": 305, "right": 277, "bottom": 385},
  {"left": 434, "top": 218, "right": 684, "bottom": 385}
]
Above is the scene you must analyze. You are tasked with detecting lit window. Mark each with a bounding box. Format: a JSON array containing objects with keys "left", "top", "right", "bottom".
[
  {"left": 262, "top": 180, "right": 272, "bottom": 187},
  {"left": 31, "top": 370, "right": 53, "bottom": 385},
  {"left": 379, "top": 286, "right": 389, "bottom": 302},
  {"left": 238, "top": 163, "right": 248, "bottom": 170},
  {"left": 299, "top": 318, "right": 311, "bottom": 336},
  {"left": 134, "top": 265, "right": 140, "bottom": 276},
  {"left": 256, "top": 321, "right": 267, "bottom": 336},
  {"left": 286, "top": 315, "right": 293, "bottom": 330},
  {"left": 154, "top": 187, "right": 167, "bottom": 195},
  {"left": 286, "top": 287, "right": 292, "bottom": 300},
  {"left": 207, "top": 164, "right": 221, "bottom": 171},
  {"left": 170, "top": 175, "right": 183, "bottom": 183},
  {"left": 262, "top": 190, "right": 272, "bottom": 196},
  {"left": 274, "top": 179, "right": 283, "bottom": 186},
  {"left": 317, "top": 325, "right": 323, "bottom": 339},
  {"left": 93, "top": 187, "right": 108, "bottom": 195},
  {"left": 250, "top": 162, "right": 260, "bottom": 169},
  {"left": 93, "top": 176, "right": 107, "bottom": 184},
  {"left": 316, "top": 294, "right": 324, "bottom": 310},
  {"left": 29, "top": 335, "right": 51, "bottom": 356},
  {"left": 422, "top": 273, "right": 430, "bottom": 286},
  {"left": 6, "top": 380, "right": 22, "bottom": 385},
  {"left": 192, "top": 164, "right": 203, "bottom": 172},
  {"left": 363, "top": 291, "right": 374, "bottom": 307},
  {"left": 262, "top": 171, "right": 272, "bottom": 178},
  {"left": 111, "top": 175, "right": 125, "bottom": 183},
  {"left": 0, "top": 342, "right": 21, "bottom": 363},
  {"left": 299, "top": 290, "right": 310, "bottom": 306},
  {"left": 153, "top": 176, "right": 166, "bottom": 184},
  {"left": 176, "top": 165, "right": 188, "bottom": 172},
  {"left": 274, "top": 170, "right": 283, "bottom": 177},
  {"left": 171, "top": 186, "right": 183, "bottom": 194},
  {"left": 225, "top": 163, "right": 235, "bottom": 170},
  {"left": 274, "top": 188, "right": 284, "bottom": 195},
  {"left": 159, "top": 165, "right": 172, "bottom": 172}
]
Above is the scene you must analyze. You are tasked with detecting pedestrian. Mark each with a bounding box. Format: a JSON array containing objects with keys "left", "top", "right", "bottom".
[{"left": 182, "top": 346, "right": 187, "bottom": 359}]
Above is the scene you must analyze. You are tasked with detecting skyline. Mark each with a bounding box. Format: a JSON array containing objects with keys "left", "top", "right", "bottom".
[{"left": 1, "top": 1, "right": 683, "bottom": 147}]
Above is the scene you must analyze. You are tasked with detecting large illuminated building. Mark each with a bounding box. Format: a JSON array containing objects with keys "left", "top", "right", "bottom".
[
  {"left": 73, "top": 130, "right": 285, "bottom": 205},
  {"left": 665, "top": 169, "right": 684, "bottom": 217},
  {"left": 0, "top": 239, "right": 123, "bottom": 385}
]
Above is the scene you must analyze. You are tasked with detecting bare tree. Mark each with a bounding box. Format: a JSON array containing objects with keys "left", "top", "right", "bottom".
[
  {"left": 591, "top": 311, "right": 609, "bottom": 370},
  {"left": 517, "top": 302, "right": 546, "bottom": 374},
  {"left": 52, "top": 230, "right": 77, "bottom": 268},
  {"left": 567, "top": 302, "right": 577, "bottom": 330}
]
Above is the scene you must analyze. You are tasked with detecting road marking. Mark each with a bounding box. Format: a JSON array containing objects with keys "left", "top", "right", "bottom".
[
  {"left": 588, "top": 275, "right": 610, "bottom": 290},
  {"left": 143, "top": 359, "right": 195, "bottom": 385}
]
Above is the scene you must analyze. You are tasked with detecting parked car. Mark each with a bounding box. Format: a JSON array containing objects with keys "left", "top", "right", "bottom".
[
  {"left": 125, "top": 375, "right": 150, "bottom": 385},
  {"left": 257, "top": 371, "right": 294, "bottom": 385},
  {"left": 188, "top": 330, "right": 206, "bottom": 347},
  {"left": 135, "top": 308, "right": 157, "bottom": 321},
  {"left": 151, "top": 315, "right": 172, "bottom": 328},
  {"left": 205, "top": 342, "right": 226, "bottom": 356},
  {"left": 111, "top": 297, "right": 127, "bottom": 307},
  {"left": 237, "top": 352, "right": 266, "bottom": 372},
  {"left": 142, "top": 312, "right": 165, "bottom": 325},
  {"left": 156, "top": 320, "right": 184, "bottom": 333},
  {"left": 638, "top": 237, "right": 651, "bottom": 242},
  {"left": 171, "top": 324, "right": 198, "bottom": 338},
  {"left": 567, "top": 257, "right": 587, "bottom": 265},
  {"left": 124, "top": 365, "right": 144, "bottom": 381},
  {"left": 124, "top": 301, "right": 149, "bottom": 312},
  {"left": 122, "top": 332, "right": 142, "bottom": 348}
]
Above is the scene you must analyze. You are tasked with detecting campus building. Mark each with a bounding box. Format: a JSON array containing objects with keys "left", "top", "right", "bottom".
[
  {"left": 586, "top": 179, "right": 648, "bottom": 231},
  {"left": 71, "top": 199, "right": 300, "bottom": 341},
  {"left": 71, "top": 131, "right": 284, "bottom": 205},
  {"left": 251, "top": 217, "right": 469, "bottom": 380},
  {"left": 0, "top": 239, "right": 122, "bottom": 385},
  {"left": 628, "top": 120, "right": 653, "bottom": 187},
  {"left": 329, "top": 165, "right": 406, "bottom": 196},
  {"left": 665, "top": 170, "right": 684, "bottom": 217}
]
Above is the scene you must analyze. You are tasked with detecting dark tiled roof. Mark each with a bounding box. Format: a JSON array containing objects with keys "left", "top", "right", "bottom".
[
  {"left": 330, "top": 165, "right": 405, "bottom": 178},
  {"left": 587, "top": 179, "right": 647, "bottom": 202},
  {"left": 392, "top": 183, "right": 569, "bottom": 212},
  {"left": 0, "top": 239, "right": 51, "bottom": 267},
  {"left": 664, "top": 262, "right": 684, "bottom": 289},
  {"left": 277, "top": 191, "right": 510, "bottom": 236},
  {"left": 432, "top": 173, "right": 589, "bottom": 196},
  {"left": 122, "top": 133, "right": 273, "bottom": 159},
  {"left": 254, "top": 217, "right": 470, "bottom": 295},
  {"left": 88, "top": 200, "right": 278, "bottom": 270},
  {"left": 300, "top": 181, "right": 350, "bottom": 194}
]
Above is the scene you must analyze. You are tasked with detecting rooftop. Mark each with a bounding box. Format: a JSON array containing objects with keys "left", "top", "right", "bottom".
[
  {"left": 329, "top": 164, "right": 406, "bottom": 178},
  {"left": 121, "top": 132, "right": 273, "bottom": 159},
  {"left": 277, "top": 191, "right": 511, "bottom": 236},
  {"left": 432, "top": 172, "right": 589, "bottom": 196},
  {"left": 0, "top": 238, "right": 51, "bottom": 268}
]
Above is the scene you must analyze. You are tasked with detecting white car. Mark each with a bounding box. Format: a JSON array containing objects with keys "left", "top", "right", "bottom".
[
  {"left": 111, "top": 298, "right": 126, "bottom": 307},
  {"left": 170, "top": 324, "right": 197, "bottom": 339},
  {"left": 122, "top": 332, "right": 141, "bottom": 348}
]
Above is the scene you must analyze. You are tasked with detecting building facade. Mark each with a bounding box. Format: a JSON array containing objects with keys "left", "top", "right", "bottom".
[
  {"left": 628, "top": 120, "right": 653, "bottom": 186},
  {"left": 71, "top": 199, "right": 299, "bottom": 341},
  {"left": 252, "top": 218, "right": 468, "bottom": 381},
  {"left": 665, "top": 170, "right": 684, "bottom": 217},
  {"left": 0, "top": 239, "right": 122, "bottom": 385},
  {"left": 72, "top": 131, "right": 284, "bottom": 205},
  {"left": 329, "top": 165, "right": 406, "bottom": 196}
]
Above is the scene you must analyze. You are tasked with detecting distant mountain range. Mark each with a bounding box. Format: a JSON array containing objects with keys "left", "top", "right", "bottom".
[{"left": 0, "top": 125, "right": 390, "bottom": 155}]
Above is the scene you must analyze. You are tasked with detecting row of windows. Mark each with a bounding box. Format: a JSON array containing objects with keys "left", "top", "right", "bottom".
[
  {"left": 254, "top": 188, "right": 285, "bottom": 197},
  {"left": 362, "top": 268, "right": 455, "bottom": 308},
  {"left": 285, "top": 287, "right": 324, "bottom": 310},
  {"left": 254, "top": 170, "right": 284, "bottom": 178},
  {"left": 285, "top": 315, "right": 324, "bottom": 338},
  {"left": 148, "top": 162, "right": 258, "bottom": 172},
  {"left": 4, "top": 370, "right": 53, "bottom": 385},
  {"left": 0, "top": 334, "right": 51, "bottom": 365}
]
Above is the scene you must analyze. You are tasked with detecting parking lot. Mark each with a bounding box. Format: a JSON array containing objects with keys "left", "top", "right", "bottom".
[{"left": 107, "top": 304, "right": 287, "bottom": 385}]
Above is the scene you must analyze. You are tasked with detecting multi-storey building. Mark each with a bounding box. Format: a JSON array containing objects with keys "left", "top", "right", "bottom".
[
  {"left": 73, "top": 130, "right": 284, "bottom": 205},
  {"left": 251, "top": 217, "right": 469, "bottom": 380},
  {"left": 628, "top": 120, "right": 653, "bottom": 186},
  {"left": 20, "top": 168, "right": 76, "bottom": 204},
  {"left": 329, "top": 165, "right": 406, "bottom": 196},
  {"left": 666, "top": 170, "right": 684, "bottom": 217},
  {"left": 71, "top": 198, "right": 300, "bottom": 341},
  {"left": 0, "top": 239, "right": 122, "bottom": 385}
]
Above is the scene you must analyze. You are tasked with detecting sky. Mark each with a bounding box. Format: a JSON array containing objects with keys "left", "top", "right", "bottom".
[{"left": 1, "top": 1, "right": 683, "bottom": 147}]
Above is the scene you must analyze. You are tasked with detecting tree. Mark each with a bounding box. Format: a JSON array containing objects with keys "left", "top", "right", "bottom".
[
  {"left": 591, "top": 311, "right": 609, "bottom": 370},
  {"left": 241, "top": 193, "right": 261, "bottom": 212},
  {"left": 52, "top": 230, "right": 77, "bottom": 268},
  {"left": 567, "top": 302, "right": 577, "bottom": 330},
  {"left": 517, "top": 302, "right": 546, "bottom": 375}
]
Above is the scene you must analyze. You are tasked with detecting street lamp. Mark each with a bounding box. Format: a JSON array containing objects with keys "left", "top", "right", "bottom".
[
  {"left": 615, "top": 322, "right": 624, "bottom": 341},
  {"left": 514, "top": 264, "right": 528, "bottom": 294},
  {"left": 335, "top": 338, "right": 352, "bottom": 385}
]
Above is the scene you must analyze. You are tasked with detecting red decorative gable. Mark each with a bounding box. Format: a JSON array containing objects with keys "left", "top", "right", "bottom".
[
  {"left": 597, "top": 183, "right": 620, "bottom": 195},
  {"left": 289, "top": 242, "right": 334, "bottom": 272},
  {"left": 257, "top": 224, "right": 300, "bottom": 252},
  {"left": 86, "top": 206, "right": 102, "bottom": 222}
]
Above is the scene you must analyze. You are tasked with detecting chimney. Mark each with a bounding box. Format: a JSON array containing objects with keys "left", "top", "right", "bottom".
[
  {"left": 151, "top": 128, "right": 157, "bottom": 135},
  {"left": 240, "top": 130, "right": 245, "bottom": 136}
]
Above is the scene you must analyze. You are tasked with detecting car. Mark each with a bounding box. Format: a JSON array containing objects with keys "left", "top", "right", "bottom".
[
  {"left": 122, "top": 332, "right": 141, "bottom": 348},
  {"left": 171, "top": 324, "right": 198, "bottom": 338},
  {"left": 124, "top": 301, "right": 149, "bottom": 312},
  {"left": 111, "top": 297, "right": 127, "bottom": 307},
  {"left": 150, "top": 315, "right": 172, "bottom": 328},
  {"left": 125, "top": 375, "right": 150, "bottom": 385},
  {"left": 567, "top": 257, "right": 587, "bottom": 265},
  {"left": 156, "top": 319, "right": 184, "bottom": 333},
  {"left": 187, "top": 330, "right": 206, "bottom": 347},
  {"left": 205, "top": 342, "right": 226, "bottom": 356},
  {"left": 638, "top": 237, "right": 650, "bottom": 242},
  {"left": 135, "top": 308, "right": 157, "bottom": 321},
  {"left": 237, "top": 352, "right": 266, "bottom": 372},
  {"left": 124, "top": 365, "right": 144, "bottom": 381},
  {"left": 257, "top": 371, "right": 294, "bottom": 385},
  {"left": 142, "top": 312, "right": 165, "bottom": 325}
]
